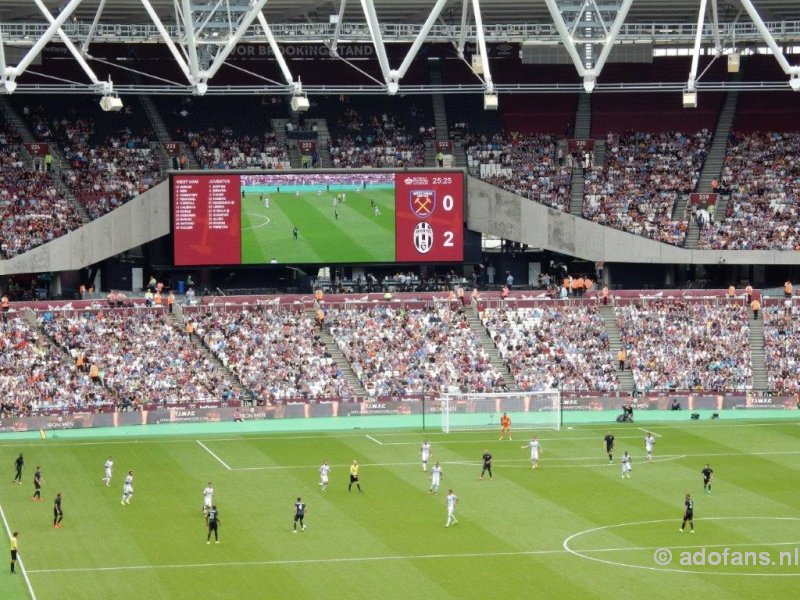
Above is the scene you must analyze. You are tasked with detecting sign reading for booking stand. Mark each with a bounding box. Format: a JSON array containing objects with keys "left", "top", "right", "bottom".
[{"left": 394, "top": 171, "right": 465, "bottom": 263}]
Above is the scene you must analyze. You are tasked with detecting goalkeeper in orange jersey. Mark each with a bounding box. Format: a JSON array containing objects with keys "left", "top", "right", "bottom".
[{"left": 499, "top": 413, "right": 512, "bottom": 440}]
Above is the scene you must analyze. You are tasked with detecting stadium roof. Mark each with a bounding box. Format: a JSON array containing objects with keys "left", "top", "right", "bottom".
[
  {"left": 1, "top": 0, "right": 799, "bottom": 95},
  {"left": 0, "top": 0, "right": 798, "bottom": 26}
]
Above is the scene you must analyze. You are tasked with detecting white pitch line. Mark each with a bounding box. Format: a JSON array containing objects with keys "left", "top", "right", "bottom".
[
  {"left": 229, "top": 448, "right": 800, "bottom": 472},
  {"left": 196, "top": 440, "right": 232, "bottom": 471},
  {"left": 26, "top": 537, "right": 800, "bottom": 576},
  {"left": 638, "top": 428, "right": 662, "bottom": 438},
  {"left": 0, "top": 498, "right": 38, "bottom": 599},
  {"left": 365, "top": 435, "right": 384, "bottom": 446}
]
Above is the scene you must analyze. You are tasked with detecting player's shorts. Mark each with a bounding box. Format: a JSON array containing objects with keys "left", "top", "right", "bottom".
[
  {"left": 685, "top": 511, "right": 694, "bottom": 520},
  {"left": 531, "top": 453, "right": 539, "bottom": 461},
  {"left": 320, "top": 476, "right": 329, "bottom": 484},
  {"left": 294, "top": 514, "right": 304, "bottom": 522},
  {"left": 123, "top": 485, "right": 133, "bottom": 494},
  {"left": 105, "top": 470, "right": 112, "bottom": 478},
  {"left": 350, "top": 475, "right": 359, "bottom": 483},
  {"left": 53, "top": 509, "right": 62, "bottom": 518},
  {"left": 482, "top": 463, "right": 492, "bottom": 470},
  {"left": 11, "top": 549, "right": 17, "bottom": 560},
  {"left": 703, "top": 478, "right": 711, "bottom": 484},
  {"left": 34, "top": 482, "right": 41, "bottom": 489},
  {"left": 204, "top": 498, "right": 213, "bottom": 507},
  {"left": 645, "top": 446, "right": 653, "bottom": 452},
  {"left": 421, "top": 454, "right": 430, "bottom": 461}
]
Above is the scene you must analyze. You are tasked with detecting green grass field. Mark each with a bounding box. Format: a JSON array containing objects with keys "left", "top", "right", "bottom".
[
  {"left": 240, "top": 189, "right": 396, "bottom": 264},
  {"left": 1, "top": 420, "right": 800, "bottom": 600}
]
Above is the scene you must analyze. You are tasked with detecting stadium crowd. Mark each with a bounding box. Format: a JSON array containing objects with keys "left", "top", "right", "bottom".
[
  {"left": 329, "top": 109, "right": 426, "bottom": 168},
  {"left": 615, "top": 300, "right": 753, "bottom": 391},
  {"left": 327, "top": 305, "right": 506, "bottom": 396},
  {"left": 466, "top": 133, "right": 573, "bottom": 212},
  {"left": 61, "top": 128, "right": 162, "bottom": 219},
  {"left": 41, "top": 308, "right": 237, "bottom": 407},
  {"left": 698, "top": 132, "right": 800, "bottom": 250},
  {"left": 0, "top": 316, "right": 111, "bottom": 415},
  {"left": 481, "top": 305, "right": 619, "bottom": 392},
  {"left": 583, "top": 131, "right": 710, "bottom": 244},
  {"left": 0, "top": 140, "right": 85, "bottom": 258},
  {"left": 184, "top": 127, "right": 290, "bottom": 170},
  {"left": 763, "top": 303, "right": 800, "bottom": 393},
  {"left": 193, "top": 308, "right": 353, "bottom": 403}
]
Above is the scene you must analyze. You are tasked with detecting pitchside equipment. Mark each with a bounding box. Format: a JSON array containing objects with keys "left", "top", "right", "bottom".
[{"left": 439, "top": 391, "right": 561, "bottom": 433}]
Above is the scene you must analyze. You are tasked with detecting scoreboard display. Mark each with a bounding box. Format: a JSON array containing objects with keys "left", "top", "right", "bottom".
[{"left": 172, "top": 170, "right": 464, "bottom": 266}]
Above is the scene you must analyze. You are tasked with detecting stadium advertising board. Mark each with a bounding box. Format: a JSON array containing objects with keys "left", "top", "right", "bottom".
[{"left": 172, "top": 170, "right": 465, "bottom": 266}]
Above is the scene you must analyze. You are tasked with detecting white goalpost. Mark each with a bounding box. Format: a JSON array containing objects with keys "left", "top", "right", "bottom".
[{"left": 439, "top": 391, "right": 562, "bottom": 433}]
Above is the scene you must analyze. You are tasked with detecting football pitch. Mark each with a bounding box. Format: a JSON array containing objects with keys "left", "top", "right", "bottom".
[
  {"left": 240, "top": 189, "right": 396, "bottom": 264},
  {"left": 1, "top": 420, "right": 799, "bottom": 600}
]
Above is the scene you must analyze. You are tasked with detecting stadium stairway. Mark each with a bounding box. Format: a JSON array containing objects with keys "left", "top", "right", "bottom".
[
  {"left": 315, "top": 319, "right": 369, "bottom": 395},
  {"left": 673, "top": 193, "right": 689, "bottom": 223},
  {"left": 683, "top": 86, "right": 739, "bottom": 248},
  {"left": 428, "top": 62, "right": 449, "bottom": 143},
  {"left": 574, "top": 93, "right": 591, "bottom": 139},
  {"left": 696, "top": 87, "right": 740, "bottom": 195},
  {"left": 139, "top": 95, "right": 200, "bottom": 170},
  {"left": 748, "top": 317, "right": 769, "bottom": 392},
  {"left": 569, "top": 159, "right": 585, "bottom": 216},
  {"left": 466, "top": 305, "right": 520, "bottom": 392},
  {"left": 0, "top": 95, "right": 35, "bottom": 142},
  {"left": 424, "top": 143, "right": 436, "bottom": 167},
  {"left": 304, "top": 118, "right": 333, "bottom": 168},
  {"left": 592, "top": 138, "right": 606, "bottom": 165},
  {"left": 597, "top": 305, "right": 635, "bottom": 393},
  {"left": 173, "top": 309, "right": 259, "bottom": 405}
]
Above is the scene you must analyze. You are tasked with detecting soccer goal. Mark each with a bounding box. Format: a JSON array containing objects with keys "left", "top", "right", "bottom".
[{"left": 439, "top": 391, "right": 561, "bottom": 433}]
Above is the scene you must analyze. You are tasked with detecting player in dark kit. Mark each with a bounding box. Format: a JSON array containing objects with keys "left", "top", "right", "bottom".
[
  {"left": 13, "top": 454, "right": 23, "bottom": 484},
  {"left": 680, "top": 493, "right": 694, "bottom": 533},
  {"left": 702, "top": 464, "right": 714, "bottom": 494},
  {"left": 53, "top": 493, "right": 63, "bottom": 528},
  {"left": 604, "top": 432, "right": 615, "bottom": 463},
  {"left": 206, "top": 505, "right": 220, "bottom": 544},
  {"left": 479, "top": 449, "right": 493, "bottom": 480},
  {"left": 32, "top": 466, "right": 43, "bottom": 501},
  {"left": 293, "top": 497, "right": 307, "bottom": 533}
]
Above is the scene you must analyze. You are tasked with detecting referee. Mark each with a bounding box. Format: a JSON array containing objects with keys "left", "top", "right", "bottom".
[
  {"left": 348, "top": 460, "right": 363, "bottom": 493},
  {"left": 206, "top": 505, "right": 220, "bottom": 544},
  {"left": 10, "top": 532, "right": 18, "bottom": 574}
]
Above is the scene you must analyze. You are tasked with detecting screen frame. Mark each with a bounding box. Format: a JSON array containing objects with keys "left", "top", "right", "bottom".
[{"left": 170, "top": 167, "right": 468, "bottom": 267}]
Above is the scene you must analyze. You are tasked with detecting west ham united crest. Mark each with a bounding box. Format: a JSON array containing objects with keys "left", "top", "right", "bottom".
[
  {"left": 413, "top": 222, "right": 434, "bottom": 254},
  {"left": 409, "top": 190, "right": 436, "bottom": 218}
]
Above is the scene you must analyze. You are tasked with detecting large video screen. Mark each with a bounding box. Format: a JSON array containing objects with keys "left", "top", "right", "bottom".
[{"left": 172, "top": 171, "right": 464, "bottom": 266}]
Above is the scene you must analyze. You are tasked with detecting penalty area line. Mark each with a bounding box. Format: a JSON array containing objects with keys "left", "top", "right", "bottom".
[
  {"left": 365, "top": 435, "right": 384, "bottom": 446},
  {"left": 196, "top": 440, "right": 232, "bottom": 470}
]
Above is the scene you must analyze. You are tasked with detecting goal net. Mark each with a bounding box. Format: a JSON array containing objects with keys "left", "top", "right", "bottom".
[{"left": 439, "top": 391, "right": 561, "bottom": 433}]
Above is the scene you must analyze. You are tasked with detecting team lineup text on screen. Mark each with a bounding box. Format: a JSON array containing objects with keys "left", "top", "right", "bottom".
[{"left": 439, "top": 391, "right": 562, "bottom": 433}]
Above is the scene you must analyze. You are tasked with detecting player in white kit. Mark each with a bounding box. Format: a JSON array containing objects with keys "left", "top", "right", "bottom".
[
  {"left": 644, "top": 433, "right": 655, "bottom": 461},
  {"left": 319, "top": 460, "right": 330, "bottom": 492},
  {"left": 445, "top": 489, "right": 459, "bottom": 527},
  {"left": 121, "top": 470, "right": 134, "bottom": 505},
  {"left": 522, "top": 436, "right": 541, "bottom": 469},
  {"left": 420, "top": 440, "right": 432, "bottom": 472},
  {"left": 102, "top": 456, "right": 113, "bottom": 486},
  {"left": 429, "top": 462, "right": 443, "bottom": 494},
  {"left": 202, "top": 482, "right": 214, "bottom": 515},
  {"left": 621, "top": 451, "right": 632, "bottom": 479}
]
